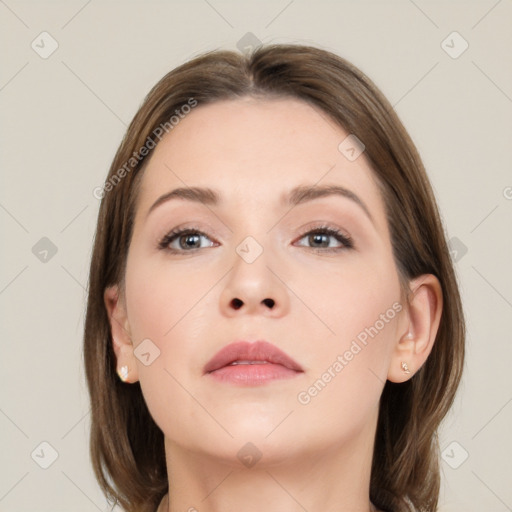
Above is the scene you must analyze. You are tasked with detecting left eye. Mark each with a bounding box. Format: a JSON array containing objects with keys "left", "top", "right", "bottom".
[{"left": 295, "top": 228, "right": 353, "bottom": 250}]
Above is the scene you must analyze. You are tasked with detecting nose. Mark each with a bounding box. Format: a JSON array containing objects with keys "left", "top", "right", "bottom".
[{"left": 219, "top": 246, "right": 290, "bottom": 318}]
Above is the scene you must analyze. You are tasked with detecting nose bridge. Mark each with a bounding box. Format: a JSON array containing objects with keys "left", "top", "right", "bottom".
[{"left": 219, "top": 232, "right": 290, "bottom": 317}]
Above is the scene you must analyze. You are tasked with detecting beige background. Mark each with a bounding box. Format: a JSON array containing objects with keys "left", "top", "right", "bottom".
[{"left": 1, "top": 1, "right": 511, "bottom": 511}]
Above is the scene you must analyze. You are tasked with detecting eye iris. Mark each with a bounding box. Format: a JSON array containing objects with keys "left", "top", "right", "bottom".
[
  {"left": 180, "top": 233, "right": 201, "bottom": 249},
  {"left": 310, "top": 233, "right": 329, "bottom": 247}
]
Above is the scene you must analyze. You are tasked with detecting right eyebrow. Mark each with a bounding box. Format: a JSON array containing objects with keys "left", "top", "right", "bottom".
[{"left": 146, "top": 187, "right": 220, "bottom": 219}]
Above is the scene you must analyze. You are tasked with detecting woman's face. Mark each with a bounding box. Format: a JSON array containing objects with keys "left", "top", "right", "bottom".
[{"left": 115, "top": 97, "right": 408, "bottom": 464}]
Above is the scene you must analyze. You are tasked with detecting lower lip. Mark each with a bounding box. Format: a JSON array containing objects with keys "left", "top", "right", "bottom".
[{"left": 207, "top": 363, "right": 302, "bottom": 385}]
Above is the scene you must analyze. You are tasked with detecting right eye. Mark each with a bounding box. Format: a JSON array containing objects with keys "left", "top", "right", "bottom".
[{"left": 158, "top": 228, "right": 217, "bottom": 253}]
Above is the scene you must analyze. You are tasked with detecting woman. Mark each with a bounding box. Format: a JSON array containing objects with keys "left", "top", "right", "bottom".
[{"left": 84, "top": 44, "right": 465, "bottom": 512}]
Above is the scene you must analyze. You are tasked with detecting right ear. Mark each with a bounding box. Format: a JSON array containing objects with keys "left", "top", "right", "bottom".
[{"left": 104, "top": 284, "right": 139, "bottom": 383}]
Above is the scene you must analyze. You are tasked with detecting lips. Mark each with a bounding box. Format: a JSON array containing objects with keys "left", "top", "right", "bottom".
[{"left": 203, "top": 340, "right": 303, "bottom": 374}]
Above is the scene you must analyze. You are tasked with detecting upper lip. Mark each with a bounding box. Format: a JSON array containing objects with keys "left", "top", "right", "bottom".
[{"left": 203, "top": 340, "right": 303, "bottom": 374}]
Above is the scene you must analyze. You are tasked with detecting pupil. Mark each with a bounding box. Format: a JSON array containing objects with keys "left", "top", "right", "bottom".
[
  {"left": 311, "top": 233, "right": 328, "bottom": 247},
  {"left": 181, "top": 234, "right": 200, "bottom": 248}
]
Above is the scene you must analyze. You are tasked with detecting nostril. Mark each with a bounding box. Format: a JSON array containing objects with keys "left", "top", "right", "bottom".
[
  {"left": 262, "top": 298, "right": 275, "bottom": 309},
  {"left": 231, "top": 298, "right": 243, "bottom": 309}
]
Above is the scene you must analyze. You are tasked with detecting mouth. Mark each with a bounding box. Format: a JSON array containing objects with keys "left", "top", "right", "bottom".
[{"left": 203, "top": 340, "right": 304, "bottom": 386}]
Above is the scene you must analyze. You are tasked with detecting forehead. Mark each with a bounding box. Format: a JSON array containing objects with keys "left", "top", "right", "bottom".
[{"left": 135, "top": 97, "right": 386, "bottom": 224}]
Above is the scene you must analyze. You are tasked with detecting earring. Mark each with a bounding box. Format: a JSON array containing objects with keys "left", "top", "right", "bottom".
[
  {"left": 118, "top": 365, "right": 129, "bottom": 382},
  {"left": 401, "top": 361, "right": 411, "bottom": 374}
]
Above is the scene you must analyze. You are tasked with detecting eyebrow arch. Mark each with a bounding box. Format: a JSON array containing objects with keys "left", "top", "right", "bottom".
[
  {"left": 147, "top": 187, "right": 220, "bottom": 218},
  {"left": 146, "top": 184, "right": 374, "bottom": 225},
  {"left": 287, "top": 184, "right": 375, "bottom": 225}
]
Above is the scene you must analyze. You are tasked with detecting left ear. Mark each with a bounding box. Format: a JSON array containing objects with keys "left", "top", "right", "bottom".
[{"left": 387, "top": 274, "right": 443, "bottom": 383}]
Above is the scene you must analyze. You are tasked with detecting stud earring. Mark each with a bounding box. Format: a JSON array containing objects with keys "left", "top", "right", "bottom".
[
  {"left": 401, "top": 361, "right": 411, "bottom": 374},
  {"left": 118, "top": 365, "right": 129, "bottom": 382}
]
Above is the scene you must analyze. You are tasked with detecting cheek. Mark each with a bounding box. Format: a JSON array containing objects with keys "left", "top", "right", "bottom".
[
  {"left": 292, "top": 263, "right": 400, "bottom": 440},
  {"left": 124, "top": 256, "right": 214, "bottom": 435},
  {"left": 291, "top": 250, "right": 401, "bottom": 393},
  {"left": 292, "top": 249, "right": 401, "bottom": 341},
  {"left": 125, "top": 255, "right": 208, "bottom": 341}
]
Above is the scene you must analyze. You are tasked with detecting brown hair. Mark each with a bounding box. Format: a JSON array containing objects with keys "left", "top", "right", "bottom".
[{"left": 84, "top": 44, "right": 465, "bottom": 512}]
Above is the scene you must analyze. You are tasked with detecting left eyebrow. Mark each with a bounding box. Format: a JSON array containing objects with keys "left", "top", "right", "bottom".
[{"left": 286, "top": 184, "right": 375, "bottom": 226}]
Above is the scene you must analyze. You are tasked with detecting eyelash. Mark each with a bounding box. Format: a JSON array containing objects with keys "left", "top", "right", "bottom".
[{"left": 158, "top": 225, "right": 354, "bottom": 254}]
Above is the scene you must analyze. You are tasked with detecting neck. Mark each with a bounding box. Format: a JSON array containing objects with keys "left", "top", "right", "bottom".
[{"left": 160, "top": 421, "right": 379, "bottom": 512}]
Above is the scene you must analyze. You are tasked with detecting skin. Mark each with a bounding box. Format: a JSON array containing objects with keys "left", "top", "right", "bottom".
[{"left": 104, "top": 97, "right": 442, "bottom": 512}]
